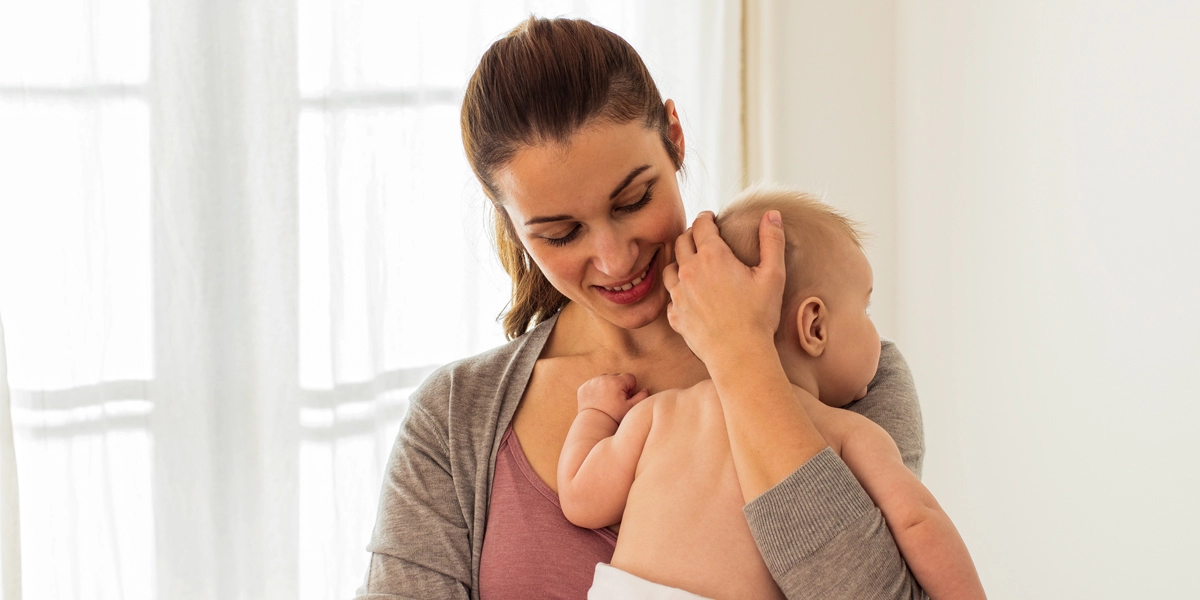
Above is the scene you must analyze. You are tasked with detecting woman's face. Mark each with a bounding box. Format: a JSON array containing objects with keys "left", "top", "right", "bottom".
[{"left": 493, "top": 112, "right": 687, "bottom": 331}]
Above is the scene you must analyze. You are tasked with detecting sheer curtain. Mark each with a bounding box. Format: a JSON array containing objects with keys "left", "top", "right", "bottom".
[{"left": 0, "top": 1, "right": 742, "bottom": 599}]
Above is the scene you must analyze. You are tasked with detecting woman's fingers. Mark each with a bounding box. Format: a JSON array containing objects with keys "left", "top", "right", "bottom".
[
  {"left": 662, "top": 261, "right": 679, "bottom": 291},
  {"left": 689, "top": 211, "right": 721, "bottom": 249},
  {"left": 657, "top": 209, "right": 787, "bottom": 366},
  {"left": 755, "top": 210, "right": 787, "bottom": 280},
  {"left": 674, "top": 226, "right": 697, "bottom": 263}
]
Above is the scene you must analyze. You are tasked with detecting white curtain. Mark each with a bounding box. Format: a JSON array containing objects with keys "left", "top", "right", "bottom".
[{"left": 0, "top": 1, "right": 742, "bottom": 598}]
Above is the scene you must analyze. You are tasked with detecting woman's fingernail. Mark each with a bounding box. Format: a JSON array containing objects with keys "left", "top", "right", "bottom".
[{"left": 768, "top": 210, "right": 782, "bottom": 226}]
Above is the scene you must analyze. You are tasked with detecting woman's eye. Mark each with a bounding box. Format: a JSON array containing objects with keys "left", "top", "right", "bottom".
[
  {"left": 617, "top": 185, "right": 654, "bottom": 214},
  {"left": 542, "top": 185, "right": 653, "bottom": 247},
  {"left": 544, "top": 225, "right": 581, "bottom": 247}
]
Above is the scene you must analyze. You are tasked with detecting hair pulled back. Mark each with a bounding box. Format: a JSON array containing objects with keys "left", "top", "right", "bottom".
[{"left": 462, "top": 16, "right": 682, "bottom": 339}]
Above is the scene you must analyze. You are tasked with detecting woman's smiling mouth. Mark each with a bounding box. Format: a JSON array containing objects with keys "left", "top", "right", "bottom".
[
  {"left": 600, "top": 263, "right": 651, "bottom": 292},
  {"left": 594, "top": 250, "right": 658, "bottom": 304}
]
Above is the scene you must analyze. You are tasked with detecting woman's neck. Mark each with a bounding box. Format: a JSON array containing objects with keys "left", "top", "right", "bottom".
[{"left": 552, "top": 301, "right": 692, "bottom": 362}]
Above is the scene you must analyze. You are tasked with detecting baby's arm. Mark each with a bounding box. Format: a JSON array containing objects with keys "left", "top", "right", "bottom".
[
  {"left": 556, "top": 373, "right": 654, "bottom": 530},
  {"left": 798, "top": 390, "right": 986, "bottom": 600}
]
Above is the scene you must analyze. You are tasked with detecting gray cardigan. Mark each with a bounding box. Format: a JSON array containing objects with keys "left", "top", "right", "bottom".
[{"left": 355, "top": 314, "right": 928, "bottom": 599}]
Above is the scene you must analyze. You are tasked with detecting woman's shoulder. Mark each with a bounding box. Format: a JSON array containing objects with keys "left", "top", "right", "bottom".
[
  {"left": 407, "top": 313, "right": 559, "bottom": 421},
  {"left": 876, "top": 338, "right": 914, "bottom": 385},
  {"left": 848, "top": 337, "right": 924, "bottom": 477}
]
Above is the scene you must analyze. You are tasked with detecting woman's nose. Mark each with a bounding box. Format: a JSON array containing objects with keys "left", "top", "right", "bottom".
[{"left": 591, "top": 225, "right": 638, "bottom": 277}]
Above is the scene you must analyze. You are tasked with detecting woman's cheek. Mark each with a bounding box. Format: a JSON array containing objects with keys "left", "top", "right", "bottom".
[{"left": 542, "top": 249, "right": 589, "bottom": 296}]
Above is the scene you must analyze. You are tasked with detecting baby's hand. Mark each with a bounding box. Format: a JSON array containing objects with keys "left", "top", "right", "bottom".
[{"left": 577, "top": 373, "right": 650, "bottom": 424}]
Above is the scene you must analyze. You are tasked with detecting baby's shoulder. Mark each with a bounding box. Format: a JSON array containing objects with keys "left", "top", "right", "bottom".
[
  {"left": 642, "top": 380, "right": 721, "bottom": 421},
  {"left": 653, "top": 378, "right": 712, "bottom": 397},
  {"left": 677, "top": 379, "right": 719, "bottom": 404}
]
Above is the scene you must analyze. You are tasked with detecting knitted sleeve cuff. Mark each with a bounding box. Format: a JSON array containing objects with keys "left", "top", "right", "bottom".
[{"left": 743, "top": 447, "right": 876, "bottom": 576}]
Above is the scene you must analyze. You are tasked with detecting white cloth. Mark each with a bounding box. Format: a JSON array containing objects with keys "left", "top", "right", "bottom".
[{"left": 588, "top": 563, "right": 713, "bottom": 600}]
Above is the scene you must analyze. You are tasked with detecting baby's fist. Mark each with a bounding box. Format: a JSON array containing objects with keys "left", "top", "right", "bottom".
[{"left": 576, "top": 373, "right": 650, "bottom": 423}]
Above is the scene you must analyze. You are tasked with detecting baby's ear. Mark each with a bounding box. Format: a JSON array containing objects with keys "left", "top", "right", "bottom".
[{"left": 796, "top": 297, "right": 828, "bottom": 358}]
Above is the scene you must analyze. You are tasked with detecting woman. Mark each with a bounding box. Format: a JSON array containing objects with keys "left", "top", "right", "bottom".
[{"left": 356, "top": 17, "right": 926, "bottom": 600}]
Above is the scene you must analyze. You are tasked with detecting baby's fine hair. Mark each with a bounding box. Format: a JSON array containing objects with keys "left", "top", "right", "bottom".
[{"left": 716, "top": 186, "right": 865, "bottom": 310}]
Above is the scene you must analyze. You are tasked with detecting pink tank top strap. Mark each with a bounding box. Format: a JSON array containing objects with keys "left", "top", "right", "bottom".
[{"left": 479, "top": 426, "right": 617, "bottom": 599}]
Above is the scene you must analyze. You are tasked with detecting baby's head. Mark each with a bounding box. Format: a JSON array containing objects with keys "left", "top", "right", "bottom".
[{"left": 716, "top": 187, "right": 880, "bottom": 407}]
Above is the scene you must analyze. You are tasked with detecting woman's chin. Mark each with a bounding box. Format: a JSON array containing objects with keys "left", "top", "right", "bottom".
[{"left": 597, "top": 289, "right": 670, "bottom": 331}]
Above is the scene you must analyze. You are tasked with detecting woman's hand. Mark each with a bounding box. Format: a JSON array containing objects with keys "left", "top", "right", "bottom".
[
  {"left": 665, "top": 209, "right": 828, "bottom": 503},
  {"left": 662, "top": 210, "right": 787, "bottom": 368}
]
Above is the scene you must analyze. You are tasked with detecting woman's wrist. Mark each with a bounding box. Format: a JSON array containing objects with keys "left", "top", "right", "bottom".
[
  {"left": 708, "top": 349, "right": 830, "bottom": 502},
  {"left": 697, "top": 332, "right": 778, "bottom": 378}
]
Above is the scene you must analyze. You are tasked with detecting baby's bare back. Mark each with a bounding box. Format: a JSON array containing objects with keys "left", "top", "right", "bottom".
[{"left": 612, "top": 382, "right": 785, "bottom": 600}]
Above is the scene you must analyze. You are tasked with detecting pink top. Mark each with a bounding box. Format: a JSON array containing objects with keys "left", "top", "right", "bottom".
[{"left": 479, "top": 426, "right": 617, "bottom": 599}]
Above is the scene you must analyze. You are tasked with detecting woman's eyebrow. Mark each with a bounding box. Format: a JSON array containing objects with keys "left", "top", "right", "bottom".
[
  {"left": 609, "top": 164, "right": 651, "bottom": 199},
  {"left": 525, "top": 164, "right": 653, "bottom": 226},
  {"left": 525, "top": 213, "right": 572, "bottom": 226}
]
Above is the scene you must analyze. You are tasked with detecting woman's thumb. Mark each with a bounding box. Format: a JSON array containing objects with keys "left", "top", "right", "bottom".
[{"left": 757, "top": 210, "right": 786, "bottom": 276}]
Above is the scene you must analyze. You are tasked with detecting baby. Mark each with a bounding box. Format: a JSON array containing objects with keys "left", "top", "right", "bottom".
[{"left": 557, "top": 188, "right": 985, "bottom": 600}]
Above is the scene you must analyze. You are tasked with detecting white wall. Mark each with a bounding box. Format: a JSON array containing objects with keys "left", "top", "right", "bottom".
[
  {"left": 760, "top": 2, "right": 1200, "bottom": 597},
  {"left": 748, "top": 0, "right": 899, "bottom": 339}
]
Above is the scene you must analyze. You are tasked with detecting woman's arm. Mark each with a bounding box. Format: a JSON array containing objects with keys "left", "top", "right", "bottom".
[
  {"left": 742, "top": 350, "right": 933, "bottom": 599},
  {"left": 846, "top": 340, "right": 925, "bottom": 477},
  {"left": 801, "top": 389, "right": 984, "bottom": 600},
  {"left": 743, "top": 449, "right": 927, "bottom": 599},
  {"left": 838, "top": 419, "right": 984, "bottom": 600},
  {"left": 706, "top": 338, "right": 932, "bottom": 599},
  {"left": 354, "top": 369, "right": 472, "bottom": 600},
  {"left": 665, "top": 210, "right": 828, "bottom": 502},
  {"left": 665, "top": 211, "right": 929, "bottom": 600}
]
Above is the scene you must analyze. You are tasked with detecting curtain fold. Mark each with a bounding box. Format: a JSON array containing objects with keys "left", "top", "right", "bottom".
[{"left": 147, "top": 0, "right": 303, "bottom": 597}]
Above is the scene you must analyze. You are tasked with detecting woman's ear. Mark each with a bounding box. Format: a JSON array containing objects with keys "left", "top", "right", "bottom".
[
  {"left": 796, "top": 296, "right": 828, "bottom": 358},
  {"left": 664, "top": 99, "right": 686, "bottom": 164}
]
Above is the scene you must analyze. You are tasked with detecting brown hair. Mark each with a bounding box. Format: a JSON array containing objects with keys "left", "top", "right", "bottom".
[
  {"left": 462, "top": 16, "right": 683, "bottom": 339},
  {"left": 716, "top": 187, "right": 866, "bottom": 337}
]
